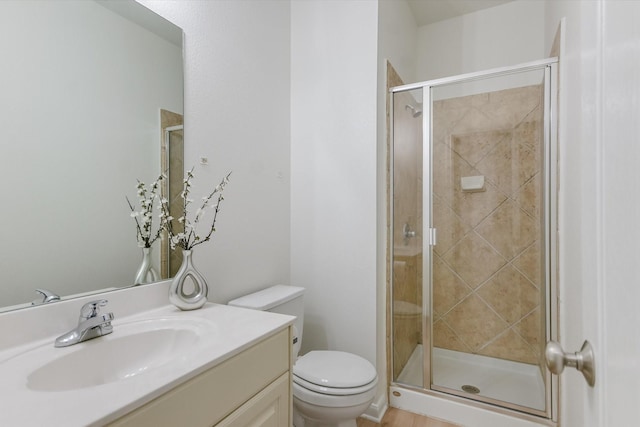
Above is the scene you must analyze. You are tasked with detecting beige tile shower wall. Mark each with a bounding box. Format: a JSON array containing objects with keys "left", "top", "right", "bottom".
[{"left": 432, "top": 85, "right": 544, "bottom": 365}]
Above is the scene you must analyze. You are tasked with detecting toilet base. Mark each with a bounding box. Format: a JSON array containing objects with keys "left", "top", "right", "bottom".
[
  {"left": 293, "top": 409, "right": 357, "bottom": 427},
  {"left": 295, "top": 421, "right": 357, "bottom": 427},
  {"left": 293, "top": 398, "right": 366, "bottom": 427}
]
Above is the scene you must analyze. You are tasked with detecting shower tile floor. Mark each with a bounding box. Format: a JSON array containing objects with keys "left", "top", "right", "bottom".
[{"left": 397, "top": 345, "right": 545, "bottom": 411}]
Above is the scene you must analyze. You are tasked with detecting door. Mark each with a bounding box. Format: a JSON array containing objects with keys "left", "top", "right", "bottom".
[
  {"left": 428, "top": 67, "right": 553, "bottom": 416},
  {"left": 558, "top": 1, "right": 640, "bottom": 425}
]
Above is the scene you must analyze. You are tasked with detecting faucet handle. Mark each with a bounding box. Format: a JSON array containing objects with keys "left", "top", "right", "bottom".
[
  {"left": 79, "top": 299, "right": 109, "bottom": 321},
  {"left": 31, "top": 288, "right": 61, "bottom": 305}
]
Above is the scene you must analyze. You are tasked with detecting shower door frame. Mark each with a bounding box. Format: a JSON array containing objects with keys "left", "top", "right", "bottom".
[{"left": 389, "top": 57, "right": 559, "bottom": 422}]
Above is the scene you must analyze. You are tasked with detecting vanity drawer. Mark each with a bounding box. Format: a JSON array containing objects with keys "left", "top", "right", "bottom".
[{"left": 109, "top": 327, "right": 290, "bottom": 427}]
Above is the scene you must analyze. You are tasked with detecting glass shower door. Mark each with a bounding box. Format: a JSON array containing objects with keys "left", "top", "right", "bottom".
[
  {"left": 391, "top": 87, "right": 424, "bottom": 389},
  {"left": 429, "top": 69, "right": 549, "bottom": 414}
]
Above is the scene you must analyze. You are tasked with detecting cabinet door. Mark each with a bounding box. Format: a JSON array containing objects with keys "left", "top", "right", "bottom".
[
  {"left": 108, "top": 329, "right": 290, "bottom": 427},
  {"left": 217, "top": 373, "right": 290, "bottom": 427}
]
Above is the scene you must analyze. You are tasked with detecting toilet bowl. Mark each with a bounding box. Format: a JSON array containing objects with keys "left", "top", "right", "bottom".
[
  {"left": 292, "top": 350, "right": 377, "bottom": 427},
  {"left": 228, "top": 285, "right": 378, "bottom": 427}
]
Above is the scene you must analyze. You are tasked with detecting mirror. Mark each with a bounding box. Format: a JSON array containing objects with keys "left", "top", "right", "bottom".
[{"left": 0, "top": 0, "right": 184, "bottom": 312}]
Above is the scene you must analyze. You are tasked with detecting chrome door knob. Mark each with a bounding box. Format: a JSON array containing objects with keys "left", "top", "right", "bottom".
[{"left": 545, "top": 340, "right": 595, "bottom": 387}]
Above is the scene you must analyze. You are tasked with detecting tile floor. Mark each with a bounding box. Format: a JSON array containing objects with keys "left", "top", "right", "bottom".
[{"left": 357, "top": 408, "right": 461, "bottom": 427}]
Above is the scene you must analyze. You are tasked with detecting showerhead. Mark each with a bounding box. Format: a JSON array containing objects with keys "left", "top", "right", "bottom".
[{"left": 405, "top": 104, "right": 422, "bottom": 118}]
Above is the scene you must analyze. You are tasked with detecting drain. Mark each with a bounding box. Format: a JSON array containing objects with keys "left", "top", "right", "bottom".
[{"left": 461, "top": 384, "right": 480, "bottom": 394}]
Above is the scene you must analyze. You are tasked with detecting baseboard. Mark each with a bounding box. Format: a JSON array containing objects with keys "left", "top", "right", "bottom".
[{"left": 359, "top": 393, "right": 388, "bottom": 423}]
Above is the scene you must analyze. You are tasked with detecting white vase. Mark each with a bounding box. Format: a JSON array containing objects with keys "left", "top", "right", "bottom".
[
  {"left": 169, "top": 249, "right": 208, "bottom": 310},
  {"left": 134, "top": 247, "right": 159, "bottom": 285}
]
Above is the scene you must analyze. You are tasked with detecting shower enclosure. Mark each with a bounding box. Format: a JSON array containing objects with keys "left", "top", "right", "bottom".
[
  {"left": 160, "top": 121, "right": 184, "bottom": 278},
  {"left": 390, "top": 58, "right": 557, "bottom": 419}
]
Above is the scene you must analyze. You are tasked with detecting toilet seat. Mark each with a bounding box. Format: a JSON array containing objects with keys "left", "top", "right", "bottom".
[
  {"left": 294, "top": 350, "right": 377, "bottom": 389},
  {"left": 293, "top": 374, "right": 376, "bottom": 396}
]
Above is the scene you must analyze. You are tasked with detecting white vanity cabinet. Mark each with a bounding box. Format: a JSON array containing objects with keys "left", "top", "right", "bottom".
[{"left": 109, "top": 327, "right": 292, "bottom": 427}]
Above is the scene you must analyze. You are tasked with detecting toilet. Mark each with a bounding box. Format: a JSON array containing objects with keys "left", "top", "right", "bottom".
[{"left": 228, "top": 285, "right": 378, "bottom": 427}]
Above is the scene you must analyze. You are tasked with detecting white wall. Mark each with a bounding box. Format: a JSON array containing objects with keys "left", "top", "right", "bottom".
[
  {"left": 144, "top": 0, "right": 382, "bottom": 415},
  {"left": 137, "top": 0, "right": 291, "bottom": 303},
  {"left": 415, "top": 0, "right": 545, "bottom": 82},
  {"left": 0, "top": 0, "right": 182, "bottom": 307},
  {"left": 290, "top": 0, "right": 378, "bottom": 369},
  {"left": 378, "top": 0, "right": 419, "bottom": 85}
]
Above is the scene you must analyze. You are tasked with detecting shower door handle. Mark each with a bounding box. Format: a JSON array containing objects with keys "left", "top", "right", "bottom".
[{"left": 545, "top": 340, "right": 595, "bottom": 387}]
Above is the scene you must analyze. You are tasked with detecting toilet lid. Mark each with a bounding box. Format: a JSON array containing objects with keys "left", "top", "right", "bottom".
[{"left": 293, "top": 351, "right": 377, "bottom": 389}]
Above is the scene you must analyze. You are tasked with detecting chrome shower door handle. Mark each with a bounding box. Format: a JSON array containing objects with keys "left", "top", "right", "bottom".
[{"left": 545, "top": 340, "right": 595, "bottom": 387}]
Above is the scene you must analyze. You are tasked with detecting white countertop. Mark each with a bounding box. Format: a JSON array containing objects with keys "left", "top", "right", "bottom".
[{"left": 0, "top": 303, "right": 293, "bottom": 427}]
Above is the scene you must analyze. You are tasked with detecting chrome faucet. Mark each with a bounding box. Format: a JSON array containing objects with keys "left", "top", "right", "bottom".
[
  {"left": 54, "top": 299, "right": 114, "bottom": 348},
  {"left": 31, "top": 288, "right": 60, "bottom": 305}
]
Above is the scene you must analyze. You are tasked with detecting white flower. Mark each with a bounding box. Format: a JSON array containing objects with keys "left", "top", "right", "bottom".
[
  {"left": 128, "top": 173, "right": 166, "bottom": 248},
  {"left": 154, "top": 168, "right": 230, "bottom": 250}
]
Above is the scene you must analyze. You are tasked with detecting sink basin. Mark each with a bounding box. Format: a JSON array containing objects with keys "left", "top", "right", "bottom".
[{"left": 12, "top": 317, "right": 215, "bottom": 392}]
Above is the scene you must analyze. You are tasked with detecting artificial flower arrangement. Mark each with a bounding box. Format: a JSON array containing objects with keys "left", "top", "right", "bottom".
[
  {"left": 127, "top": 169, "right": 231, "bottom": 249},
  {"left": 158, "top": 168, "right": 232, "bottom": 250},
  {"left": 126, "top": 174, "right": 166, "bottom": 248}
]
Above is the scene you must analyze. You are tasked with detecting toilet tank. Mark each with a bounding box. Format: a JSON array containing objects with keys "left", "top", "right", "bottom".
[{"left": 228, "top": 285, "right": 305, "bottom": 357}]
